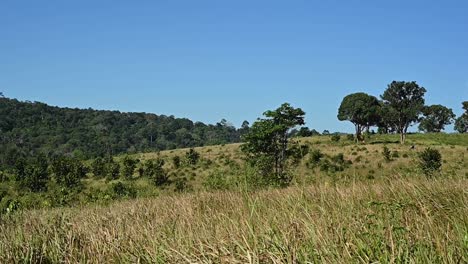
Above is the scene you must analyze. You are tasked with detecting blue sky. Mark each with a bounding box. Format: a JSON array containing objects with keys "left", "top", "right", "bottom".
[{"left": 1, "top": 0, "right": 467, "bottom": 132}]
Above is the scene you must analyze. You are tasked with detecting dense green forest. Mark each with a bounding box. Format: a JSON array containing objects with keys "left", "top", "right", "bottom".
[{"left": 0, "top": 96, "right": 247, "bottom": 167}]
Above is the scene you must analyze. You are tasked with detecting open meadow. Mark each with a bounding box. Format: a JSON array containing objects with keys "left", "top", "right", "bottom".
[{"left": 1, "top": 134, "right": 467, "bottom": 263}]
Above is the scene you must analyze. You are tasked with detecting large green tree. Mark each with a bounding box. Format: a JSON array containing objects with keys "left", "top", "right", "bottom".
[
  {"left": 337, "top": 92, "right": 380, "bottom": 142},
  {"left": 454, "top": 101, "right": 468, "bottom": 133},
  {"left": 418, "top": 104, "right": 455, "bottom": 133},
  {"left": 241, "top": 103, "right": 305, "bottom": 186},
  {"left": 381, "top": 81, "right": 426, "bottom": 144}
]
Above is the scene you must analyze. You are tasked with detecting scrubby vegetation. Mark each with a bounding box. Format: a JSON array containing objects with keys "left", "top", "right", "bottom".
[{"left": 1, "top": 95, "right": 467, "bottom": 262}]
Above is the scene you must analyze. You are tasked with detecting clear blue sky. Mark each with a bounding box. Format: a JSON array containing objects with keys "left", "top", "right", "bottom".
[{"left": 1, "top": 0, "right": 467, "bottom": 132}]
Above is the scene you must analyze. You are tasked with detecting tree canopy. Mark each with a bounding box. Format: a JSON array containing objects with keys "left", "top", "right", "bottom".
[
  {"left": 337, "top": 92, "right": 380, "bottom": 141},
  {"left": 241, "top": 103, "right": 305, "bottom": 186},
  {"left": 0, "top": 97, "right": 243, "bottom": 168},
  {"left": 454, "top": 101, "right": 468, "bottom": 133},
  {"left": 419, "top": 105, "right": 455, "bottom": 133},
  {"left": 381, "top": 81, "right": 426, "bottom": 143}
]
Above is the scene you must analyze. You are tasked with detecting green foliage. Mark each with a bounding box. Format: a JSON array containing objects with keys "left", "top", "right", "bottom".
[
  {"left": 203, "top": 170, "right": 230, "bottom": 191},
  {"left": 172, "top": 155, "right": 181, "bottom": 169},
  {"left": 144, "top": 159, "right": 168, "bottom": 186},
  {"left": 419, "top": 104, "right": 455, "bottom": 133},
  {"left": 346, "top": 134, "right": 355, "bottom": 141},
  {"left": 0, "top": 97, "right": 243, "bottom": 167},
  {"left": 337, "top": 92, "right": 380, "bottom": 141},
  {"left": 289, "top": 144, "right": 310, "bottom": 163},
  {"left": 382, "top": 146, "right": 392, "bottom": 162},
  {"left": 241, "top": 103, "right": 305, "bottom": 186},
  {"left": 454, "top": 101, "right": 468, "bottom": 133},
  {"left": 185, "top": 149, "right": 200, "bottom": 165},
  {"left": 174, "top": 177, "right": 190, "bottom": 193},
  {"left": 50, "top": 156, "right": 86, "bottom": 188},
  {"left": 121, "top": 156, "right": 138, "bottom": 179},
  {"left": 13, "top": 155, "right": 49, "bottom": 192},
  {"left": 111, "top": 182, "right": 137, "bottom": 198},
  {"left": 331, "top": 134, "right": 341, "bottom": 142},
  {"left": 91, "top": 157, "right": 106, "bottom": 178},
  {"left": 308, "top": 149, "right": 324, "bottom": 166},
  {"left": 381, "top": 81, "right": 426, "bottom": 143},
  {"left": 418, "top": 148, "right": 442, "bottom": 177},
  {"left": 106, "top": 159, "right": 120, "bottom": 180}
]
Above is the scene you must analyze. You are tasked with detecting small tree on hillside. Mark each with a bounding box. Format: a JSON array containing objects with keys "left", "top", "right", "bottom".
[
  {"left": 50, "top": 156, "right": 87, "bottom": 188},
  {"left": 419, "top": 148, "right": 442, "bottom": 177},
  {"left": 21, "top": 154, "right": 49, "bottom": 192},
  {"left": 185, "top": 148, "right": 200, "bottom": 165},
  {"left": 121, "top": 155, "right": 138, "bottom": 179},
  {"left": 91, "top": 157, "right": 106, "bottom": 178},
  {"left": 381, "top": 81, "right": 426, "bottom": 144},
  {"left": 144, "top": 159, "right": 168, "bottom": 186},
  {"left": 338, "top": 92, "right": 380, "bottom": 142},
  {"left": 454, "top": 101, "right": 468, "bottom": 133},
  {"left": 241, "top": 103, "right": 305, "bottom": 186},
  {"left": 419, "top": 104, "right": 455, "bottom": 133}
]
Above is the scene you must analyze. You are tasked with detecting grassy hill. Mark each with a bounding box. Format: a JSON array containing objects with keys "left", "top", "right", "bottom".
[{"left": 0, "top": 133, "right": 467, "bottom": 262}]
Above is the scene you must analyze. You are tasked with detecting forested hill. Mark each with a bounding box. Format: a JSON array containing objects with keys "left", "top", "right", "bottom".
[{"left": 0, "top": 96, "right": 246, "bottom": 164}]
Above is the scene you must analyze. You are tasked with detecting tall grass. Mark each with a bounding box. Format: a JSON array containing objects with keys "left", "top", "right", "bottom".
[{"left": 1, "top": 177, "right": 467, "bottom": 263}]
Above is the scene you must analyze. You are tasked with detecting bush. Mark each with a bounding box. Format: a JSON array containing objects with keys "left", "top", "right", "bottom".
[
  {"left": 106, "top": 160, "right": 120, "bottom": 181},
  {"left": 290, "top": 144, "right": 310, "bottom": 163},
  {"left": 185, "top": 149, "right": 200, "bottom": 165},
  {"left": 392, "top": 151, "right": 399, "bottom": 158},
  {"left": 111, "top": 182, "right": 137, "bottom": 198},
  {"left": 172, "top": 156, "right": 181, "bottom": 169},
  {"left": 174, "top": 177, "right": 190, "bottom": 193},
  {"left": 308, "top": 149, "right": 324, "bottom": 167},
  {"left": 121, "top": 156, "right": 138, "bottom": 179},
  {"left": 331, "top": 134, "right": 341, "bottom": 142},
  {"left": 144, "top": 159, "right": 168, "bottom": 186},
  {"left": 346, "top": 134, "right": 355, "bottom": 141},
  {"left": 91, "top": 157, "right": 106, "bottom": 178},
  {"left": 50, "top": 156, "right": 87, "bottom": 188},
  {"left": 419, "top": 148, "right": 442, "bottom": 177},
  {"left": 331, "top": 153, "right": 345, "bottom": 164},
  {"left": 382, "top": 146, "right": 392, "bottom": 162}
]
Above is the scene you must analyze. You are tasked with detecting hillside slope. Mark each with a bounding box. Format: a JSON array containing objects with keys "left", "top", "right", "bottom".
[{"left": 0, "top": 97, "right": 243, "bottom": 164}]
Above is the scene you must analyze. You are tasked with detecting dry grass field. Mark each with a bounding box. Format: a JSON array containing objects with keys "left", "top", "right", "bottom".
[{"left": 1, "top": 134, "right": 467, "bottom": 263}]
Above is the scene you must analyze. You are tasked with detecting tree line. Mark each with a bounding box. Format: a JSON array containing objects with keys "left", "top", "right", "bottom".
[
  {"left": 338, "top": 81, "right": 467, "bottom": 143},
  {"left": 0, "top": 96, "right": 250, "bottom": 170}
]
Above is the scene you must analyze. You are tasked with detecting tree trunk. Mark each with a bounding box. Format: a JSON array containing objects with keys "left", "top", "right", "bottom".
[{"left": 355, "top": 124, "right": 363, "bottom": 143}]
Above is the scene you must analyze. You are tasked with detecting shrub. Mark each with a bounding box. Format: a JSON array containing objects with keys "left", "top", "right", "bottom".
[
  {"left": 121, "top": 156, "right": 138, "bottom": 179},
  {"left": 419, "top": 148, "right": 442, "bottom": 177},
  {"left": 392, "top": 151, "right": 399, "bottom": 158},
  {"left": 174, "top": 177, "right": 190, "bottom": 193},
  {"left": 293, "top": 144, "right": 310, "bottom": 160},
  {"left": 331, "top": 153, "right": 345, "bottom": 164},
  {"left": 382, "top": 146, "right": 392, "bottom": 162},
  {"left": 185, "top": 149, "right": 200, "bottom": 165},
  {"left": 50, "top": 156, "right": 87, "bottom": 188},
  {"left": 106, "top": 160, "right": 121, "bottom": 181},
  {"left": 346, "top": 134, "right": 355, "bottom": 141},
  {"left": 111, "top": 182, "right": 136, "bottom": 198},
  {"left": 308, "top": 149, "right": 323, "bottom": 166},
  {"left": 144, "top": 159, "right": 168, "bottom": 186},
  {"left": 91, "top": 157, "right": 106, "bottom": 178},
  {"left": 172, "top": 156, "right": 181, "bottom": 169},
  {"left": 331, "top": 134, "right": 341, "bottom": 142}
]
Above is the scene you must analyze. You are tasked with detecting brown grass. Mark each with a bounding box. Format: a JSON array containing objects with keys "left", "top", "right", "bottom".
[{"left": 1, "top": 177, "right": 467, "bottom": 263}]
